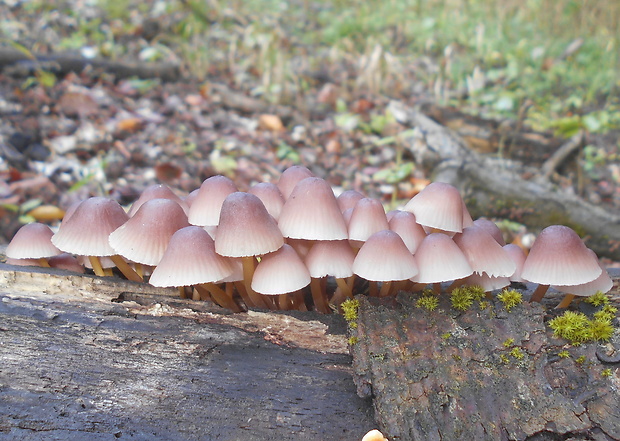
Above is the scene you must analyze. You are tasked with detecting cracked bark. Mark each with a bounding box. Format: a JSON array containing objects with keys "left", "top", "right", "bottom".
[
  {"left": 351, "top": 269, "right": 620, "bottom": 441},
  {"left": 0, "top": 263, "right": 375, "bottom": 441}
]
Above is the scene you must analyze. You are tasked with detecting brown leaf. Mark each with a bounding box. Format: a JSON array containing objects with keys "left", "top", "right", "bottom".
[
  {"left": 27, "top": 205, "right": 65, "bottom": 222},
  {"left": 258, "top": 114, "right": 285, "bottom": 132},
  {"left": 116, "top": 118, "right": 144, "bottom": 133},
  {"left": 155, "top": 163, "right": 183, "bottom": 183},
  {"left": 57, "top": 92, "right": 99, "bottom": 118}
]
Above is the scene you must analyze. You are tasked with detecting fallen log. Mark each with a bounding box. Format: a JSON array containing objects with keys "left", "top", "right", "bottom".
[
  {"left": 351, "top": 270, "right": 620, "bottom": 441},
  {"left": 0, "top": 263, "right": 375, "bottom": 440},
  {"left": 389, "top": 101, "right": 620, "bottom": 261}
]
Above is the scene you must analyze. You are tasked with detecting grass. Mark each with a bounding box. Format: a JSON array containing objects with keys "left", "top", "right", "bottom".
[{"left": 12, "top": 0, "right": 620, "bottom": 132}]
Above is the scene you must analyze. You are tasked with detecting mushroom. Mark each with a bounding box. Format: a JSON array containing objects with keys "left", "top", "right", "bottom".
[
  {"left": 127, "top": 184, "right": 189, "bottom": 217},
  {"left": 215, "top": 192, "right": 284, "bottom": 310},
  {"left": 387, "top": 210, "right": 427, "bottom": 254},
  {"left": 51, "top": 197, "right": 140, "bottom": 281},
  {"left": 403, "top": 182, "right": 467, "bottom": 234},
  {"left": 304, "top": 239, "right": 355, "bottom": 310},
  {"left": 453, "top": 226, "right": 516, "bottom": 279},
  {"left": 520, "top": 225, "right": 602, "bottom": 303},
  {"left": 473, "top": 218, "right": 506, "bottom": 245},
  {"left": 411, "top": 233, "right": 473, "bottom": 294},
  {"left": 336, "top": 189, "right": 365, "bottom": 213},
  {"left": 276, "top": 165, "right": 314, "bottom": 199},
  {"left": 353, "top": 230, "right": 418, "bottom": 297},
  {"left": 347, "top": 197, "right": 390, "bottom": 248},
  {"left": 109, "top": 198, "right": 189, "bottom": 277},
  {"left": 6, "top": 222, "right": 62, "bottom": 267},
  {"left": 502, "top": 244, "right": 527, "bottom": 282},
  {"left": 552, "top": 250, "right": 613, "bottom": 308},
  {"left": 187, "top": 175, "right": 237, "bottom": 227},
  {"left": 149, "top": 226, "right": 241, "bottom": 312},
  {"left": 248, "top": 182, "right": 285, "bottom": 221},
  {"left": 251, "top": 244, "right": 311, "bottom": 310}
]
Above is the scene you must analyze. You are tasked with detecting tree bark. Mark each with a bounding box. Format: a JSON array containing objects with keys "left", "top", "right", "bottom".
[
  {"left": 388, "top": 101, "right": 620, "bottom": 261},
  {"left": 351, "top": 270, "right": 620, "bottom": 441},
  {"left": 0, "top": 263, "right": 375, "bottom": 441}
]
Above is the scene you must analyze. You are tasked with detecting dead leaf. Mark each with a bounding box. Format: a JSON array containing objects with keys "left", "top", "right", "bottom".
[
  {"left": 27, "top": 205, "right": 65, "bottom": 222},
  {"left": 258, "top": 114, "right": 285, "bottom": 132},
  {"left": 155, "top": 163, "right": 183, "bottom": 182},
  {"left": 116, "top": 118, "right": 144, "bottom": 133},
  {"left": 57, "top": 92, "right": 99, "bottom": 118}
]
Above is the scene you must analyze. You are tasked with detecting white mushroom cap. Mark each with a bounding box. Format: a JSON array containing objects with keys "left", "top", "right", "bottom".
[
  {"left": 304, "top": 240, "right": 355, "bottom": 279},
  {"left": 404, "top": 182, "right": 466, "bottom": 233},
  {"left": 551, "top": 250, "right": 613, "bottom": 296},
  {"left": 278, "top": 177, "right": 348, "bottom": 241},
  {"left": 127, "top": 184, "right": 189, "bottom": 217},
  {"left": 277, "top": 165, "right": 314, "bottom": 199},
  {"left": 251, "top": 244, "right": 311, "bottom": 295},
  {"left": 336, "top": 189, "right": 365, "bottom": 213},
  {"left": 187, "top": 175, "right": 238, "bottom": 227},
  {"left": 348, "top": 198, "right": 389, "bottom": 242},
  {"left": 464, "top": 273, "right": 511, "bottom": 292},
  {"left": 51, "top": 197, "right": 129, "bottom": 256},
  {"left": 109, "top": 198, "right": 190, "bottom": 266},
  {"left": 353, "top": 230, "right": 418, "bottom": 282},
  {"left": 388, "top": 210, "right": 427, "bottom": 254},
  {"left": 248, "top": 182, "right": 285, "bottom": 221},
  {"left": 502, "top": 244, "right": 527, "bottom": 282},
  {"left": 473, "top": 218, "right": 505, "bottom": 245},
  {"left": 453, "top": 226, "right": 516, "bottom": 277},
  {"left": 215, "top": 192, "right": 284, "bottom": 257},
  {"left": 520, "top": 225, "right": 602, "bottom": 286},
  {"left": 149, "top": 226, "right": 234, "bottom": 287},
  {"left": 411, "top": 233, "right": 473, "bottom": 283},
  {"left": 6, "top": 223, "right": 61, "bottom": 259}
]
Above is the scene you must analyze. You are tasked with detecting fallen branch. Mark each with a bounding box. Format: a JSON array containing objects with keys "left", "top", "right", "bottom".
[{"left": 389, "top": 101, "right": 620, "bottom": 260}]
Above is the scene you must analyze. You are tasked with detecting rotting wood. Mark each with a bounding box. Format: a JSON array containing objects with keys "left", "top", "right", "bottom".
[
  {"left": 0, "top": 263, "right": 375, "bottom": 440},
  {"left": 389, "top": 101, "right": 620, "bottom": 261},
  {"left": 351, "top": 269, "right": 620, "bottom": 441}
]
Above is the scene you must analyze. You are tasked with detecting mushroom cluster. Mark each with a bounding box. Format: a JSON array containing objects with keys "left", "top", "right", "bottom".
[{"left": 5, "top": 166, "right": 612, "bottom": 312}]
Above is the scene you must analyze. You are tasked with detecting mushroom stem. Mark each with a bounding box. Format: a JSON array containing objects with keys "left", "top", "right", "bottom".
[
  {"left": 192, "top": 288, "right": 201, "bottom": 301},
  {"left": 410, "top": 282, "right": 427, "bottom": 292},
  {"left": 432, "top": 282, "right": 442, "bottom": 294},
  {"left": 197, "top": 283, "right": 244, "bottom": 312},
  {"left": 556, "top": 294, "right": 577, "bottom": 309},
  {"left": 530, "top": 284, "right": 550, "bottom": 303},
  {"left": 135, "top": 263, "right": 144, "bottom": 279},
  {"left": 278, "top": 294, "right": 291, "bottom": 310},
  {"left": 88, "top": 256, "right": 106, "bottom": 277},
  {"left": 110, "top": 255, "right": 143, "bottom": 282},
  {"left": 310, "top": 278, "right": 331, "bottom": 313},
  {"left": 37, "top": 258, "right": 51, "bottom": 268},
  {"left": 379, "top": 281, "right": 392, "bottom": 297},
  {"left": 335, "top": 278, "right": 353, "bottom": 299},
  {"left": 447, "top": 278, "right": 466, "bottom": 293},
  {"left": 178, "top": 286, "right": 187, "bottom": 299},
  {"left": 242, "top": 256, "right": 271, "bottom": 309},
  {"left": 369, "top": 281, "right": 378, "bottom": 297},
  {"left": 233, "top": 281, "right": 255, "bottom": 308},
  {"left": 292, "top": 290, "right": 308, "bottom": 311}
]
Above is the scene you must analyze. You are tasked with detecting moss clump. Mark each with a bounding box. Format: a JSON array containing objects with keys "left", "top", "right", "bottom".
[
  {"left": 548, "top": 310, "right": 615, "bottom": 344},
  {"left": 348, "top": 336, "right": 359, "bottom": 345},
  {"left": 341, "top": 299, "right": 360, "bottom": 323},
  {"left": 584, "top": 291, "right": 610, "bottom": 307},
  {"left": 502, "top": 338, "right": 514, "bottom": 348},
  {"left": 575, "top": 355, "right": 587, "bottom": 364},
  {"left": 417, "top": 291, "right": 440, "bottom": 311},
  {"left": 497, "top": 289, "right": 523, "bottom": 312},
  {"left": 601, "top": 368, "right": 613, "bottom": 378},
  {"left": 450, "top": 287, "right": 475, "bottom": 311},
  {"left": 558, "top": 350, "right": 571, "bottom": 358},
  {"left": 594, "top": 305, "right": 618, "bottom": 323},
  {"left": 509, "top": 347, "right": 525, "bottom": 359}
]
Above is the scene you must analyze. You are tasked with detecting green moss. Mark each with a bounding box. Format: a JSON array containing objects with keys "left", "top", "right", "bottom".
[
  {"left": 417, "top": 292, "right": 440, "bottom": 311},
  {"left": 341, "top": 299, "right": 360, "bottom": 323},
  {"left": 502, "top": 338, "right": 515, "bottom": 348},
  {"left": 500, "top": 354, "right": 510, "bottom": 364},
  {"left": 479, "top": 301, "right": 491, "bottom": 310},
  {"left": 594, "top": 305, "right": 617, "bottom": 323},
  {"left": 348, "top": 336, "right": 359, "bottom": 345},
  {"left": 558, "top": 350, "right": 571, "bottom": 358},
  {"left": 450, "top": 287, "right": 475, "bottom": 311},
  {"left": 601, "top": 368, "right": 613, "bottom": 378},
  {"left": 509, "top": 347, "right": 525, "bottom": 359},
  {"left": 584, "top": 291, "right": 610, "bottom": 307},
  {"left": 548, "top": 310, "right": 616, "bottom": 344},
  {"left": 441, "top": 332, "right": 452, "bottom": 340},
  {"left": 588, "top": 319, "right": 614, "bottom": 342},
  {"left": 575, "top": 355, "right": 587, "bottom": 364},
  {"left": 497, "top": 289, "right": 523, "bottom": 312}
]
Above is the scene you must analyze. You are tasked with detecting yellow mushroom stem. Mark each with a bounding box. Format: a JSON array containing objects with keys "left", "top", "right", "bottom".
[
  {"left": 88, "top": 256, "right": 106, "bottom": 277},
  {"left": 556, "top": 293, "right": 576, "bottom": 309},
  {"left": 290, "top": 290, "right": 308, "bottom": 311},
  {"left": 37, "top": 258, "right": 51, "bottom": 268},
  {"left": 368, "top": 281, "right": 378, "bottom": 297},
  {"left": 530, "top": 284, "right": 550, "bottom": 303},
  {"left": 310, "top": 278, "right": 331, "bottom": 313},
  {"left": 234, "top": 281, "right": 255, "bottom": 308},
  {"left": 178, "top": 286, "right": 187, "bottom": 299},
  {"left": 278, "top": 294, "right": 292, "bottom": 310},
  {"left": 196, "top": 283, "right": 244, "bottom": 313},
  {"left": 192, "top": 288, "right": 201, "bottom": 301},
  {"left": 135, "top": 263, "right": 144, "bottom": 279},
  {"left": 432, "top": 282, "right": 442, "bottom": 294},
  {"left": 335, "top": 278, "right": 353, "bottom": 299},
  {"left": 241, "top": 256, "right": 271, "bottom": 309},
  {"left": 110, "top": 255, "right": 143, "bottom": 282},
  {"left": 410, "top": 282, "right": 427, "bottom": 292},
  {"left": 379, "top": 281, "right": 392, "bottom": 297}
]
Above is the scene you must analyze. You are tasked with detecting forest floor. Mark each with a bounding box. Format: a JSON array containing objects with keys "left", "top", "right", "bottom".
[{"left": 0, "top": 0, "right": 619, "bottom": 266}]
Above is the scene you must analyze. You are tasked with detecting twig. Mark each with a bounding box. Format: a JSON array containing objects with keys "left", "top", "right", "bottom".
[{"left": 541, "top": 130, "right": 584, "bottom": 180}]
